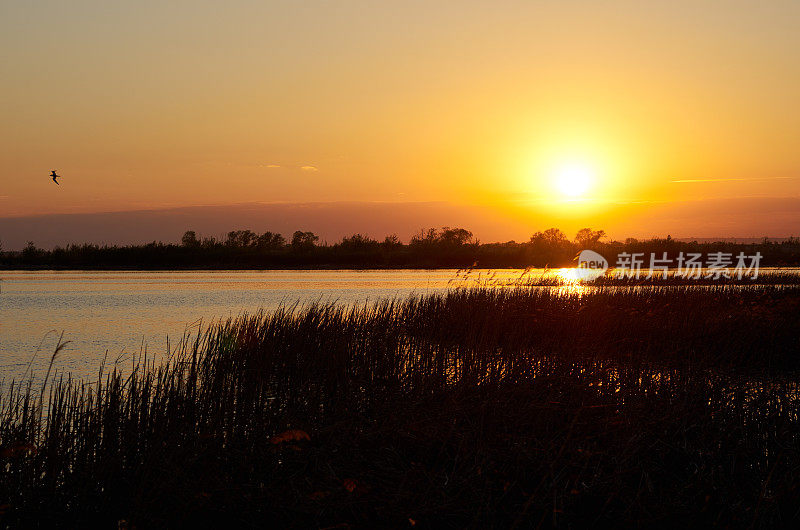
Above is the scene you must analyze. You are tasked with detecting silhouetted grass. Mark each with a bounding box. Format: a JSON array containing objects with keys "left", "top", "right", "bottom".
[
  {"left": 446, "top": 267, "right": 800, "bottom": 288},
  {"left": 1, "top": 285, "right": 799, "bottom": 528},
  {"left": 578, "top": 269, "right": 800, "bottom": 287}
]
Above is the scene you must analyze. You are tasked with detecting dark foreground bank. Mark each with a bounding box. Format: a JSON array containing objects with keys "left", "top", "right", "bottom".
[{"left": 1, "top": 285, "right": 799, "bottom": 528}]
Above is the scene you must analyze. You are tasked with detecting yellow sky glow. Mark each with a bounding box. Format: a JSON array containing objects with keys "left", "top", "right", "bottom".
[{"left": 1, "top": 1, "right": 799, "bottom": 238}]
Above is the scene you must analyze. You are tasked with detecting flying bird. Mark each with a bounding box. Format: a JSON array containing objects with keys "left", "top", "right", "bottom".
[{"left": 50, "top": 170, "right": 61, "bottom": 185}]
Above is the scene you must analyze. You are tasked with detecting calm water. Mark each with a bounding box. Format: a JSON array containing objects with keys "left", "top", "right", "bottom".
[
  {"left": 3, "top": 268, "right": 797, "bottom": 383},
  {"left": 0, "top": 269, "right": 532, "bottom": 382}
]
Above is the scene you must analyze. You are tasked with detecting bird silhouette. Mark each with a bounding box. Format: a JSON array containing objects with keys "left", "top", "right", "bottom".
[{"left": 50, "top": 170, "right": 60, "bottom": 185}]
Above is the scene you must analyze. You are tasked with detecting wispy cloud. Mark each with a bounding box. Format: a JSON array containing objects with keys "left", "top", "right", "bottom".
[
  {"left": 672, "top": 176, "right": 795, "bottom": 183},
  {"left": 254, "top": 163, "right": 318, "bottom": 171}
]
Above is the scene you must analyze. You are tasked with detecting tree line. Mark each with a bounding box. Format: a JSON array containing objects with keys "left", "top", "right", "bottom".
[{"left": 2, "top": 227, "right": 800, "bottom": 269}]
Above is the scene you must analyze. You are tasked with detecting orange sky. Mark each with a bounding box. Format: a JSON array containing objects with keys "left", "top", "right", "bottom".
[{"left": 1, "top": 1, "right": 799, "bottom": 238}]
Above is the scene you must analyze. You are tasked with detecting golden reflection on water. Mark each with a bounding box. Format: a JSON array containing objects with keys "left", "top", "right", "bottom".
[
  {"left": 559, "top": 265, "right": 613, "bottom": 281},
  {"left": 446, "top": 267, "right": 597, "bottom": 294},
  {"left": 552, "top": 268, "right": 597, "bottom": 295}
]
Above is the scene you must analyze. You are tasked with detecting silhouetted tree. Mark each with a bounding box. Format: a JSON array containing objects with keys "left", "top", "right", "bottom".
[
  {"left": 339, "top": 234, "right": 379, "bottom": 250},
  {"left": 410, "top": 227, "right": 474, "bottom": 246},
  {"left": 382, "top": 234, "right": 402, "bottom": 248},
  {"left": 292, "top": 231, "right": 319, "bottom": 250},
  {"left": 528, "top": 228, "right": 572, "bottom": 266},
  {"left": 410, "top": 228, "right": 439, "bottom": 246},
  {"left": 226, "top": 230, "right": 257, "bottom": 248},
  {"left": 8, "top": 225, "right": 800, "bottom": 270},
  {"left": 181, "top": 231, "right": 200, "bottom": 247},
  {"left": 439, "top": 227, "right": 474, "bottom": 246},
  {"left": 530, "top": 228, "right": 567, "bottom": 246},
  {"left": 255, "top": 232, "right": 286, "bottom": 250},
  {"left": 21, "top": 241, "right": 42, "bottom": 264},
  {"left": 575, "top": 228, "right": 606, "bottom": 248}
]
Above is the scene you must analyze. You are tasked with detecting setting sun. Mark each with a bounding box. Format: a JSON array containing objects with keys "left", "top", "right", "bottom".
[{"left": 552, "top": 162, "right": 595, "bottom": 199}]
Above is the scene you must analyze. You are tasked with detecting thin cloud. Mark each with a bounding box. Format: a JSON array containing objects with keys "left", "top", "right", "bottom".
[
  {"left": 672, "top": 176, "right": 795, "bottom": 183},
  {"left": 249, "top": 163, "right": 317, "bottom": 171}
]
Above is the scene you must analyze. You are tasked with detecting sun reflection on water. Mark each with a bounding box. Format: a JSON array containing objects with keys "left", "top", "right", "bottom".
[
  {"left": 552, "top": 268, "right": 597, "bottom": 295},
  {"left": 445, "top": 267, "right": 604, "bottom": 294}
]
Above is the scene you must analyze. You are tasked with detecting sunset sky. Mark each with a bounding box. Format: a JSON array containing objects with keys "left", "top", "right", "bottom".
[{"left": 2, "top": 1, "right": 799, "bottom": 242}]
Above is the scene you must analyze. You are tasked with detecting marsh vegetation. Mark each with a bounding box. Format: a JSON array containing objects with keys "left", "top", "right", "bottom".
[{"left": 0, "top": 282, "right": 798, "bottom": 527}]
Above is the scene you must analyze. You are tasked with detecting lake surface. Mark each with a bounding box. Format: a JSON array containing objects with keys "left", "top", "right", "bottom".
[
  {"left": 3, "top": 268, "right": 797, "bottom": 383},
  {"left": 0, "top": 269, "right": 533, "bottom": 382}
]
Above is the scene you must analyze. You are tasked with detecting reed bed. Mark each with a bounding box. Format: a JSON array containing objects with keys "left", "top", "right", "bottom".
[
  {"left": 449, "top": 268, "right": 800, "bottom": 288},
  {"left": 1, "top": 285, "right": 798, "bottom": 528}
]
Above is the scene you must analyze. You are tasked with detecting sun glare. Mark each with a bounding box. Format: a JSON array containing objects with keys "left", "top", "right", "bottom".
[{"left": 552, "top": 162, "right": 595, "bottom": 199}]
